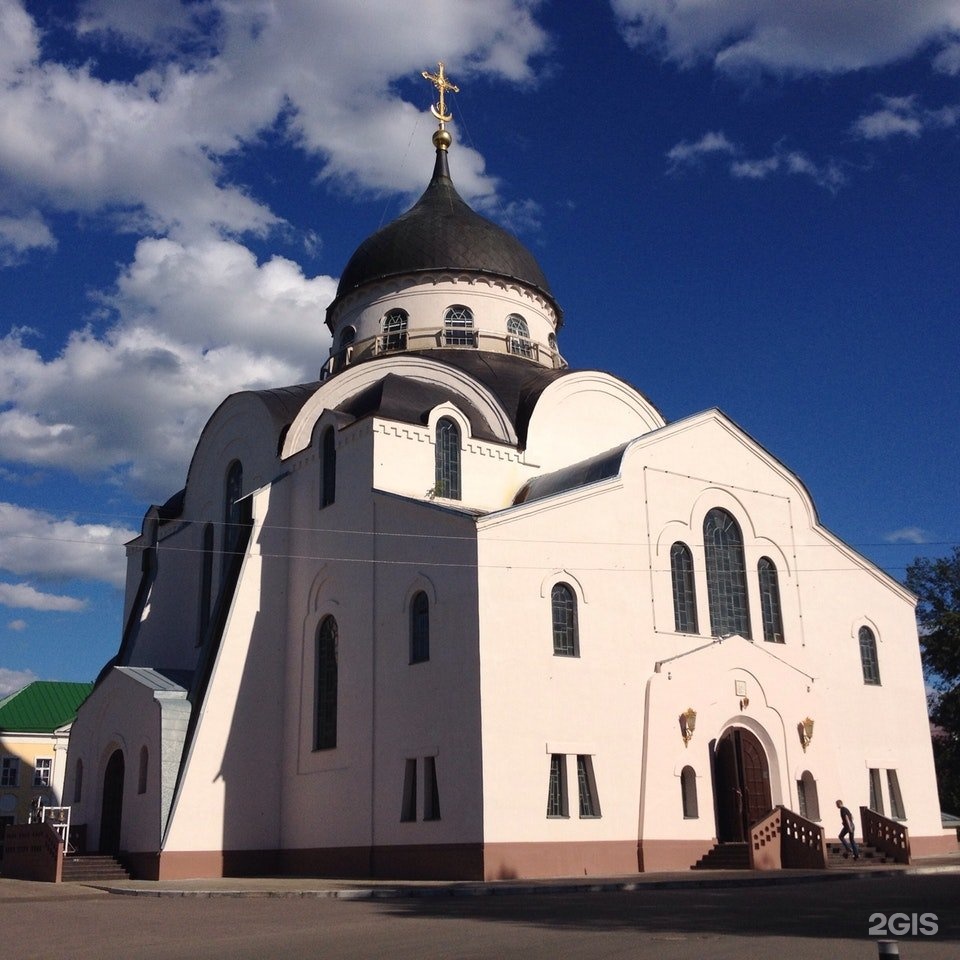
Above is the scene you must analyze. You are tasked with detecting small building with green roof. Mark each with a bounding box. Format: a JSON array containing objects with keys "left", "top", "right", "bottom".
[{"left": 0, "top": 681, "right": 93, "bottom": 835}]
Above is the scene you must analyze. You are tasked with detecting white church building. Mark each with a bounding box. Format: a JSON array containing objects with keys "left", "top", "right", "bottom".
[{"left": 65, "top": 74, "right": 955, "bottom": 881}]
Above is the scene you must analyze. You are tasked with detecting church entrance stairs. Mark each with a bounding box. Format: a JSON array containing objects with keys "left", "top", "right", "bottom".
[
  {"left": 692, "top": 842, "right": 751, "bottom": 870},
  {"left": 61, "top": 854, "right": 131, "bottom": 882}
]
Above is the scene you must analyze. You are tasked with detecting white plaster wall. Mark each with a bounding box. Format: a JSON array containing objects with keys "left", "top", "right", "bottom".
[
  {"left": 330, "top": 275, "right": 559, "bottom": 367},
  {"left": 64, "top": 673, "right": 164, "bottom": 853},
  {"left": 163, "top": 485, "right": 285, "bottom": 854}
]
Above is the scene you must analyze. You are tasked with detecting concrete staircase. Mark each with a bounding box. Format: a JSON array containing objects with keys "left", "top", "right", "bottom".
[
  {"left": 692, "top": 842, "right": 751, "bottom": 870},
  {"left": 825, "top": 842, "right": 895, "bottom": 868},
  {"left": 61, "top": 854, "right": 130, "bottom": 882}
]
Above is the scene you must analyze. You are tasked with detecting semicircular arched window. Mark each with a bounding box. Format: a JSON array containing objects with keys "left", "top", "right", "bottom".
[
  {"left": 434, "top": 417, "right": 461, "bottom": 500},
  {"left": 703, "top": 508, "right": 751, "bottom": 639},
  {"left": 507, "top": 313, "right": 534, "bottom": 358},
  {"left": 551, "top": 582, "right": 579, "bottom": 657},
  {"left": 758, "top": 557, "right": 784, "bottom": 643},
  {"left": 381, "top": 308, "right": 408, "bottom": 352},
  {"left": 859, "top": 625, "right": 880, "bottom": 685},
  {"left": 443, "top": 305, "right": 475, "bottom": 347},
  {"left": 670, "top": 541, "right": 698, "bottom": 634}
]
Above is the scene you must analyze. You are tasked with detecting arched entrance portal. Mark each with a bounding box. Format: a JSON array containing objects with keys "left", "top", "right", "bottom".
[
  {"left": 99, "top": 750, "right": 125, "bottom": 855},
  {"left": 713, "top": 728, "right": 772, "bottom": 842}
]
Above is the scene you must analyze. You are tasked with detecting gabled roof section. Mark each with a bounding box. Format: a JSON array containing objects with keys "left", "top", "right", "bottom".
[{"left": 0, "top": 681, "right": 93, "bottom": 734}]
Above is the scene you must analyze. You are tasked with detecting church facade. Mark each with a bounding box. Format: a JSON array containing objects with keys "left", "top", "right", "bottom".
[{"left": 65, "top": 85, "right": 954, "bottom": 880}]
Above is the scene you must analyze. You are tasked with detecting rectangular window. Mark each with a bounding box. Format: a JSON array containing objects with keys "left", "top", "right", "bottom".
[
  {"left": 546, "top": 754, "right": 569, "bottom": 818},
  {"left": 400, "top": 759, "right": 417, "bottom": 822},
  {"left": 33, "top": 758, "right": 52, "bottom": 788},
  {"left": 424, "top": 756, "right": 441, "bottom": 821},
  {"left": 1, "top": 757, "right": 19, "bottom": 787},
  {"left": 868, "top": 767, "right": 885, "bottom": 815},
  {"left": 887, "top": 769, "right": 906, "bottom": 820},
  {"left": 577, "top": 755, "right": 601, "bottom": 818}
]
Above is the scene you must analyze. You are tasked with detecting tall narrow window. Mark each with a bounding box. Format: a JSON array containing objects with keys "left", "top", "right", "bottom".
[
  {"left": 381, "top": 308, "right": 408, "bottom": 352},
  {"left": 400, "top": 759, "right": 417, "bottom": 822},
  {"left": 506, "top": 314, "right": 534, "bottom": 358},
  {"left": 321, "top": 426, "right": 336, "bottom": 508},
  {"left": 576, "top": 755, "right": 601, "bottom": 818},
  {"left": 703, "top": 508, "right": 751, "bottom": 638},
  {"left": 868, "top": 767, "right": 885, "bottom": 815},
  {"left": 443, "top": 305, "right": 475, "bottom": 346},
  {"left": 887, "top": 770, "right": 906, "bottom": 819},
  {"left": 681, "top": 765, "right": 699, "bottom": 819},
  {"left": 551, "top": 583, "right": 579, "bottom": 656},
  {"left": 73, "top": 759, "right": 83, "bottom": 803},
  {"left": 315, "top": 616, "right": 339, "bottom": 750},
  {"left": 424, "top": 756, "right": 441, "bottom": 821},
  {"left": 0, "top": 757, "right": 19, "bottom": 787},
  {"left": 758, "top": 557, "right": 784, "bottom": 643},
  {"left": 137, "top": 746, "right": 149, "bottom": 795},
  {"left": 546, "top": 754, "right": 568, "bottom": 818},
  {"left": 670, "top": 542, "right": 698, "bottom": 633},
  {"left": 434, "top": 417, "right": 461, "bottom": 499},
  {"left": 198, "top": 522, "right": 214, "bottom": 644},
  {"left": 859, "top": 626, "right": 880, "bottom": 685},
  {"left": 222, "top": 459, "right": 243, "bottom": 576},
  {"left": 797, "top": 770, "right": 820, "bottom": 820},
  {"left": 410, "top": 591, "right": 430, "bottom": 663}
]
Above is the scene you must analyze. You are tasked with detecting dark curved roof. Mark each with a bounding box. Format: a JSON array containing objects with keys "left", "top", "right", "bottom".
[
  {"left": 332, "top": 351, "right": 570, "bottom": 447},
  {"left": 332, "top": 150, "right": 559, "bottom": 318}
]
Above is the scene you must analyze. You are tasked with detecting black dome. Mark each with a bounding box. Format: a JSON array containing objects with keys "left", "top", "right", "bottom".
[{"left": 333, "top": 150, "right": 558, "bottom": 315}]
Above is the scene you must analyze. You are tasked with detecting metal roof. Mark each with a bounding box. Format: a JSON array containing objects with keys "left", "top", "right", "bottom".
[
  {"left": 332, "top": 149, "right": 559, "bottom": 317},
  {"left": 0, "top": 680, "right": 93, "bottom": 733}
]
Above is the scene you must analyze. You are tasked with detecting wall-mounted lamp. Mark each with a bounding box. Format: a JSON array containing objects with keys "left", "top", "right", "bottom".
[
  {"left": 798, "top": 717, "right": 814, "bottom": 752},
  {"left": 679, "top": 708, "right": 697, "bottom": 748}
]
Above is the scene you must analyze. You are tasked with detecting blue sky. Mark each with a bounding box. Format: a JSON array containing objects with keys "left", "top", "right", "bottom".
[{"left": 1, "top": 0, "right": 959, "bottom": 694}]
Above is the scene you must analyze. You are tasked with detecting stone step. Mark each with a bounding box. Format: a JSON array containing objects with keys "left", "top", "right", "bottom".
[
  {"left": 61, "top": 855, "right": 130, "bottom": 882},
  {"left": 693, "top": 842, "right": 751, "bottom": 870}
]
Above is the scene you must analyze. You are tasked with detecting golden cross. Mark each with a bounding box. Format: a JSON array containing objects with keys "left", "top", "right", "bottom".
[{"left": 421, "top": 61, "right": 459, "bottom": 124}]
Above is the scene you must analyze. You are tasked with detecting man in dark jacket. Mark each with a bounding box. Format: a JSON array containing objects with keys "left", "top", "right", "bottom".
[{"left": 836, "top": 799, "right": 860, "bottom": 859}]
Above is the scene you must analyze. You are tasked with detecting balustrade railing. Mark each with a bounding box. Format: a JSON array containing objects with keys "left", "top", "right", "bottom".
[
  {"left": 1, "top": 821, "right": 64, "bottom": 882},
  {"left": 860, "top": 805, "right": 911, "bottom": 864},
  {"left": 749, "top": 805, "right": 826, "bottom": 870}
]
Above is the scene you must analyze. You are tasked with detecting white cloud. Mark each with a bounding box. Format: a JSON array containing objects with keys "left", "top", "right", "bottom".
[
  {"left": 611, "top": 0, "right": 960, "bottom": 75},
  {"left": 884, "top": 527, "right": 930, "bottom": 544},
  {"left": 0, "top": 210, "right": 56, "bottom": 266},
  {"left": 0, "top": 236, "right": 335, "bottom": 498},
  {"left": 0, "top": 581, "right": 87, "bottom": 612},
  {"left": 668, "top": 133, "right": 845, "bottom": 191},
  {"left": 0, "top": 1, "right": 550, "bottom": 244},
  {"left": 0, "top": 502, "right": 136, "bottom": 588},
  {"left": 7, "top": 619, "right": 27, "bottom": 631},
  {"left": 852, "top": 94, "right": 960, "bottom": 140},
  {"left": 934, "top": 40, "right": 960, "bottom": 73},
  {"left": 0, "top": 666, "right": 37, "bottom": 696},
  {"left": 666, "top": 131, "right": 738, "bottom": 172}
]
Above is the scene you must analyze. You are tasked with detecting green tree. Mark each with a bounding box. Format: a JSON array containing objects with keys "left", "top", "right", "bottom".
[{"left": 906, "top": 546, "right": 960, "bottom": 813}]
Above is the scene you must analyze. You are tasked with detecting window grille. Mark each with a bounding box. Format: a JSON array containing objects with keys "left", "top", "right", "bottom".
[
  {"left": 670, "top": 542, "right": 698, "bottom": 633},
  {"left": 546, "top": 754, "right": 568, "bottom": 817},
  {"left": 551, "top": 583, "right": 579, "bottom": 656},
  {"left": 443, "top": 305, "right": 476, "bottom": 346},
  {"left": 703, "top": 508, "right": 751, "bottom": 638},
  {"left": 758, "top": 557, "right": 784, "bottom": 642},
  {"left": 410, "top": 591, "right": 430, "bottom": 663},
  {"left": 577, "top": 755, "right": 601, "bottom": 818},
  {"left": 507, "top": 314, "right": 534, "bottom": 358},
  {"left": 381, "top": 309, "right": 408, "bottom": 352},
  {"left": 859, "top": 626, "right": 880, "bottom": 685},
  {"left": 434, "top": 418, "right": 461, "bottom": 499}
]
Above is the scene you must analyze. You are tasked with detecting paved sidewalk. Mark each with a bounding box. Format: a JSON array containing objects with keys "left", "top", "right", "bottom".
[{"left": 3, "top": 853, "right": 959, "bottom": 902}]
